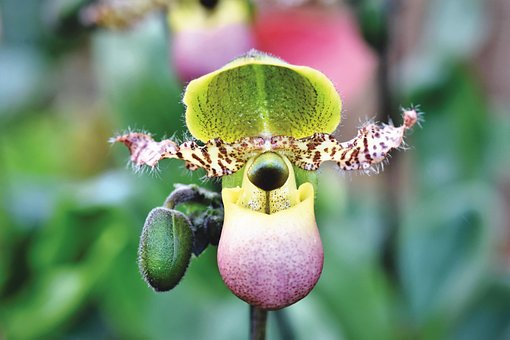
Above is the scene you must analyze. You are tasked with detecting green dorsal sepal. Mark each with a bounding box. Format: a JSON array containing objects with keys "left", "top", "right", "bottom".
[{"left": 183, "top": 50, "right": 342, "bottom": 142}]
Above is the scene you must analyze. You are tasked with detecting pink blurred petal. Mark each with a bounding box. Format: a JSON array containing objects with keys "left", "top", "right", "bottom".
[
  {"left": 254, "top": 8, "right": 377, "bottom": 102},
  {"left": 172, "top": 23, "right": 255, "bottom": 83}
]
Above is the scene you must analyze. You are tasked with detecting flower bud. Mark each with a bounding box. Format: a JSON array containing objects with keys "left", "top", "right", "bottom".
[
  {"left": 168, "top": 0, "right": 254, "bottom": 83},
  {"left": 138, "top": 207, "right": 193, "bottom": 292},
  {"left": 218, "top": 155, "right": 323, "bottom": 310}
]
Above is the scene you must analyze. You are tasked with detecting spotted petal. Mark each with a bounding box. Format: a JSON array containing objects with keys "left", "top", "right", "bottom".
[
  {"left": 275, "top": 108, "right": 420, "bottom": 171},
  {"left": 112, "top": 108, "right": 419, "bottom": 176}
]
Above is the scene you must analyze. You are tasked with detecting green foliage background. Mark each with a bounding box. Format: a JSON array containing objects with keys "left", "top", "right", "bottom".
[{"left": 1, "top": 0, "right": 509, "bottom": 339}]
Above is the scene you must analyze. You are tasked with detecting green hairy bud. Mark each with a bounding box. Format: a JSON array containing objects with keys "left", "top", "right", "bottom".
[{"left": 138, "top": 207, "right": 193, "bottom": 292}]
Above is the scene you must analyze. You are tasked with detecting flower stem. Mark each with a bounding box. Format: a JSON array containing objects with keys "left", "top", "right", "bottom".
[
  {"left": 250, "top": 305, "right": 268, "bottom": 340},
  {"left": 164, "top": 184, "right": 222, "bottom": 210}
]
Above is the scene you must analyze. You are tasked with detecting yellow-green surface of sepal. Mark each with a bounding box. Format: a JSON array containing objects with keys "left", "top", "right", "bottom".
[{"left": 183, "top": 51, "right": 342, "bottom": 142}]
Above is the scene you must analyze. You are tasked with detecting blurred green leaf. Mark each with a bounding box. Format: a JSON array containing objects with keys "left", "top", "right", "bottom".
[
  {"left": 313, "top": 181, "right": 395, "bottom": 340},
  {"left": 453, "top": 278, "right": 510, "bottom": 340},
  {"left": 411, "top": 66, "right": 489, "bottom": 194},
  {"left": 92, "top": 18, "right": 184, "bottom": 137},
  {"left": 2, "top": 208, "right": 129, "bottom": 338},
  {"left": 399, "top": 184, "right": 498, "bottom": 337}
]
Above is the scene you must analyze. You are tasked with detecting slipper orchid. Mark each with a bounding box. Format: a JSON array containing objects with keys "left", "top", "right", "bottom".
[{"left": 113, "top": 51, "right": 419, "bottom": 309}]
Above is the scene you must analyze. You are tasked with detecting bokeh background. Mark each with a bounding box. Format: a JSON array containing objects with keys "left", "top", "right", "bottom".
[{"left": 1, "top": 0, "right": 510, "bottom": 339}]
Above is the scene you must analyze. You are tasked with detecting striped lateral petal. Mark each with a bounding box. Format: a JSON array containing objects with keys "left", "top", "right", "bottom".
[{"left": 112, "top": 108, "right": 419, "bottom": 177}]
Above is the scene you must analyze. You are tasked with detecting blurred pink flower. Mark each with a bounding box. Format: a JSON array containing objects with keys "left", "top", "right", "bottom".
[
  {"left": 169, "top": 0, "right": 255, "bottom": 83},
  {"left": 253, "top": 7, "right": 377, "bottom": 102},
  {"left": 172, "top": 23, "right": 254, "bottom": 83}
]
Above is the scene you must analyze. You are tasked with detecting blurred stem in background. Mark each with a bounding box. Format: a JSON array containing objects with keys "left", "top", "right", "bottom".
[
  {"left": 375, "top": 0, "right": 402, "bottom": 284},
  {"left": 351, "top": 0, "right": 402, "bottom": 282}
]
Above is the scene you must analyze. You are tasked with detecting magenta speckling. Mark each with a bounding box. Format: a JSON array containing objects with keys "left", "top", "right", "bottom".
[{"left": 218, "top": 184, "right": 323, "bottom": 310}]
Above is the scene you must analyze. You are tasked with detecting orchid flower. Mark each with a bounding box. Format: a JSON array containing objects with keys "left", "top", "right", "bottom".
[
  {"left": 81, "top": 0, "right": 254, "bottom": 82},
  {"left": 113, "top": 51, "right": 419, "bottom": 310}
]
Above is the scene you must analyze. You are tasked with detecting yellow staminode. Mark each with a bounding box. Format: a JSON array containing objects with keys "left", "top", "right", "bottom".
[{"left": 223, "top": 154, "right": 300, "bottom": 214}]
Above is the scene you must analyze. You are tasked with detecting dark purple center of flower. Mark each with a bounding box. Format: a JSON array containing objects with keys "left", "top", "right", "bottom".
[{"left": 247, "top": 152, "right": 289, "bottom": 192}]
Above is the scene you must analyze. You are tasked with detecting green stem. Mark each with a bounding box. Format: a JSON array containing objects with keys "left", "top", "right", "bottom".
[
  {"left": 164, "top": 184, "right": 222, "bottom": 209},
  {"left": 250, "top": 305, "right": 268, "bottom": 340}
]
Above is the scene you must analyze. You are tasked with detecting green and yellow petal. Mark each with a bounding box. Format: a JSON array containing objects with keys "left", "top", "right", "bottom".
[{"left": 183, "top": 51, "right": 342, "bottom": 142}]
